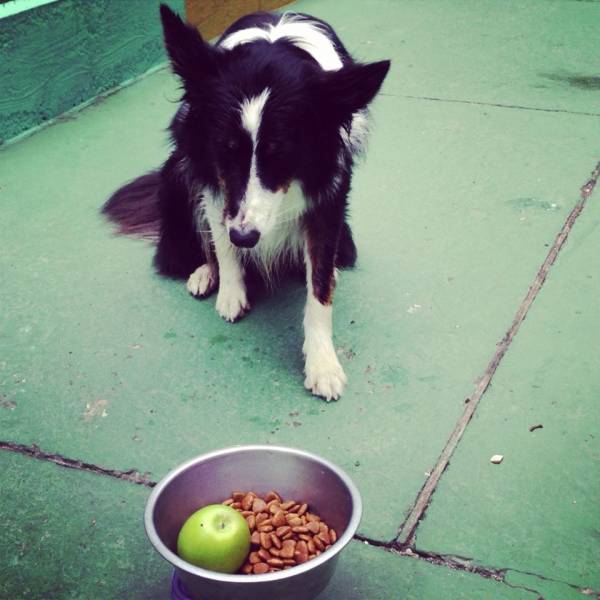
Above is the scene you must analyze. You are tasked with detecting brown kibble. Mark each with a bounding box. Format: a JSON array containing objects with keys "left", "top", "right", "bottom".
[
  {"left": 295, "top": 540, "right": 309, "bottom": 564},
  {"left": 253, "top": 562, "right": 269, "bottom": 574},
  {"left": 255, "top": 512, "right": 269, "bottom": 525},
  {"left": 307, "top": 521, "right": 320, "bottom": 534},
  {"left": 280, "top": 539, "right": 296, "bottom": 558},
  {"left": 313, "top": 536, "right": 325, "bottom": 551},
  {"left": 267, "top": 558, "right": 284, "bottom": 567},
  {"left": 276, "top": 525, "right": 291, "bottom": 538},
  {"left": 318, "top": 530, "right": 331, "bottom": 545},
  {"left": 260, "top": 532, "right": 272, "bottom": 549},
  {"left": 242, "top": 493, "right": 255, "bottom": 511},
  {"left": 272, "top": 510, "right": 287, "bottom": 527},
  {"left": 252, "top": 497, "right": 267, "bottom": 513},
  {"left": 258, "top": 548, "right": 271, "bottom": 562},
  {"left": 292, "top": 526, "right": 309, "bottom": 534},
  {"left": 268, "top": 502, "right": 281, "bottom": 514},
  {"left": 228, "top": 490, "right": 338, "bottom": 575},
  {"left": 265, "top": 490, "right": 282, "bottom": 503}
]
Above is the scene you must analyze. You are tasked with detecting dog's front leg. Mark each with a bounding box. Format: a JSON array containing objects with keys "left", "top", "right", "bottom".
[
  {"left": 303, "top": 221, "right": 347, "bottom": 401},
  {"left": 205, "top": 205, "right": 249, "bottom": 322}
]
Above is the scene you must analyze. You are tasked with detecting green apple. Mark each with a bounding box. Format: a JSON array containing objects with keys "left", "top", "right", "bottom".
[{"left": 177, "top": 504, "right": 251, "bottom": 573}]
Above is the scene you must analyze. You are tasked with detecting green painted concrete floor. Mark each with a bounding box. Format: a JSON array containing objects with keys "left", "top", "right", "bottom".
[{"left": 1, "top": 0, "right": 599, "bottom": 598}]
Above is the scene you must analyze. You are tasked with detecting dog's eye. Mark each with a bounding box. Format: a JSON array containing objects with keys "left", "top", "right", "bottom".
[{"left": 226, "top": 139, "right": 239, "bottom": 151}]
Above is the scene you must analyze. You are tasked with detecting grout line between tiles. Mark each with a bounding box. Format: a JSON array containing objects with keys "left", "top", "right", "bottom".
[
  {"left": 0, "top": 439, "right": 156, "bottom": 487},
  {"left": 394, "top": 160, "right": 600, "bottom": 547},
  {"left": 380, "top": 93, "right": 600, "bottom": 118}
]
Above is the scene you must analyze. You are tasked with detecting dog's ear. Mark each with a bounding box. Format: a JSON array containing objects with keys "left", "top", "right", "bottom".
[
  {"left": 159, "top": 4, "right": 217, "bottom": 87},
  {"left": 319, "top": 60, "right": 390, "bottom": 121}
]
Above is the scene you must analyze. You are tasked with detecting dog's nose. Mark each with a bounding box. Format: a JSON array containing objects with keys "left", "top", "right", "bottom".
[{"left": 229, "top": 227, "right": 260, "bottom": 248}]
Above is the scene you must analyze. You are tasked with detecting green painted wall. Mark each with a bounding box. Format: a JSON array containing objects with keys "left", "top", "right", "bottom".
[{"left": 0, "top": 0, "right": 183, "bottom": 143}]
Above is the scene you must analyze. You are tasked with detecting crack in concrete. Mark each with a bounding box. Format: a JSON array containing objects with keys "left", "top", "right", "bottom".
[
  {"left": 380, "top": 93, "right": 600, "bottom": 118},
  {"left": 0, "top": 440, "right": 156, "bottom": 488},
  {"left": 356, "top": 537, "right": 600, "bottom": 599},
  {"left": 581, "top": 161, "right": 600, "bottom": 200},
  {"left": 2, "top": 439, "right": 599, "bottom": 597},
  {"left": 394, "top": 160, "right": 600, "bottom": 548}
]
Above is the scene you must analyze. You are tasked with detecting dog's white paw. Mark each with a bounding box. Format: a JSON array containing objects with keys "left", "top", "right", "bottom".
[
  {"left": 187, "top": 264, "right": 218, "bottom": 297},
  {"left": 304, "top": 352, "right": 347, "bottom": 401},
  {"left": 215, "top": 281, "right": 250, "bottom": 322}
]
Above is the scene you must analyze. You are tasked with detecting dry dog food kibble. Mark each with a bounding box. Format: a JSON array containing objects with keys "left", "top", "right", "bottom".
[{"left": 221, "top": 490, "right": 338, "bottom": 574}]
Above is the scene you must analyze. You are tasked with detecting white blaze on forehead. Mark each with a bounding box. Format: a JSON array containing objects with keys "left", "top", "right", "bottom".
[
  {"left": 240, "top": 88, "right": 270, "bottom": 143},
  {"left": 220, "top": 14, "right": 343, "bottom": 72},
  {"left": 235, "top": 89, "right": 273, "bottom": 232}
]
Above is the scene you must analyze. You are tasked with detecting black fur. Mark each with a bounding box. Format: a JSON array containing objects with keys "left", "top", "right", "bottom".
[{"left": 102, "top": 5, "right": 389, "bottom": 399}]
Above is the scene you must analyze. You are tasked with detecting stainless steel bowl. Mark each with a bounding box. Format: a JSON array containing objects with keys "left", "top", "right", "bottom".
[{"left": 144, "top": 445, "right": 362, "bottom": 600}]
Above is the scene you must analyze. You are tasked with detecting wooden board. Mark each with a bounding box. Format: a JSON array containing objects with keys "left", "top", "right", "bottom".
[{"left": 185, "top": 0, "right": 292, "bottom": 40}]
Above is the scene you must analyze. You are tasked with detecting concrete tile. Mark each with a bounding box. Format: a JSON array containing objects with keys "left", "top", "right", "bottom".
[
  {"left": 0, "top": 452, "right": 170, "bottom": 600},
  {"left": 290, "top": 0, "right": 600, "bottom": 114},
  {"left": 414, "top": 199, "right": 600, "bottom": 589}
]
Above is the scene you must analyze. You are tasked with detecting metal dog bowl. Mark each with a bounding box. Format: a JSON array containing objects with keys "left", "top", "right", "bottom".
[{"left": 144, "top": 445, "right": 362, "bottom": 600}]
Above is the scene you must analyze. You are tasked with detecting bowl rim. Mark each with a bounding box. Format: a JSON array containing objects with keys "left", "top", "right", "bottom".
[{"left": 144, "top": 444, "right": 362, "bottom": 584}]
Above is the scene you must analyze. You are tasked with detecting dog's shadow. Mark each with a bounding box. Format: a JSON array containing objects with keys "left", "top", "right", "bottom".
[{"left": 230, "top": 269, "right": 308, "bottom": 380}]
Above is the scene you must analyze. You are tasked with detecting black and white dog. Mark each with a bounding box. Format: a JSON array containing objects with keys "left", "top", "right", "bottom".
[{"left": 103, "top": 5, "right": 390, "bottom": 401}]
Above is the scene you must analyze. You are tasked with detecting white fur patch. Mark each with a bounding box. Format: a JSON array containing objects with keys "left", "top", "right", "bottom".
[
  {"left": 302, "top": 246, "right": 347, "bottom": 401},
  {"left": 340, "top": 109, "right": 370, "bottom": 156},
  {"left": 203, "top": 193, "right": 250, "bottom": 322},
  {"left": 240, "top": 89, "right": 271, "bottom": 143},
  {"left": 187, "top": 264, "right": 217, "bottom": 297},
  {"left": 220, "top": 14, "right": 343, "bottom": 72},
  {"left": 231, "top": 89, "right": 305, "bottom": 253}
]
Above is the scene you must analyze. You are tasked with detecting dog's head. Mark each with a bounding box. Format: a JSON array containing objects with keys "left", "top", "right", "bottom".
[{"left": 160, "top": 5, "right": 389, "bottom": 248}]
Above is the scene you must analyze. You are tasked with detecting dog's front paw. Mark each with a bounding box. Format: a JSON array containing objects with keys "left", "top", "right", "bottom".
[
  {"left": 187, "top": 264, "right": 218, "bottom": 298},
  {"left": 304, "top": 353, "right": 347, "bottom": 401},
  {"left": 215, "top": 281, "right": 250, "bottom": 322}
]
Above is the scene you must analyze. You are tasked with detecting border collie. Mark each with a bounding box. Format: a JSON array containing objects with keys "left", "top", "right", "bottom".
[{"left": 103, "top": 5, "right": 390, "bottom": 401}]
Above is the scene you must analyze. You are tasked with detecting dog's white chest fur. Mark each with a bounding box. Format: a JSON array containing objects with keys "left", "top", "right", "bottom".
[{"left": 239, "top": 181, "right": 306, "bottom": 281}]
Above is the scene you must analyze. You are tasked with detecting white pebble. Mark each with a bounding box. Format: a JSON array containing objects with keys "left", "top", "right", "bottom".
[{"left": 490, "top": 454, "right": 504, "bottom": 464}]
